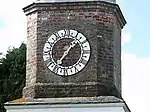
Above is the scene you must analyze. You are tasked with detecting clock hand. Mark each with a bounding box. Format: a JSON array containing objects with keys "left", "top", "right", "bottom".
[{"left": 57, "top": 40, "right": 78, "bottom": 65}]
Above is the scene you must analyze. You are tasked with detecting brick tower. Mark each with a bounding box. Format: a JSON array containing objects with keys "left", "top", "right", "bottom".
[
  {"left": 5, "top": 0, "right": 130, "bottom": 112},
  {"left": 22, "top": 0, "right": 126, "bottom": 99}
]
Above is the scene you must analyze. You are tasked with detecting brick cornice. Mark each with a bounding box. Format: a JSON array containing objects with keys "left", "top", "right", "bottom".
[{"left": 23, "top": 1, "right": 126, "bottom": 28}]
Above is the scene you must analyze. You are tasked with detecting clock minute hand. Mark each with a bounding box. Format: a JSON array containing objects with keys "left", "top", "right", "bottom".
[
  {"left": 59, "top": 40, "right": 77, "bottom": 62},
  {"left": 57, "top": 40, "right": 78, "bottom": 65}
]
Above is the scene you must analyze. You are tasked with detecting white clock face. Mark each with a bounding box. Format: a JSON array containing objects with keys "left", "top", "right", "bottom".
[{"left": 43, "top": 29, "right": 90, "bottom": 76}]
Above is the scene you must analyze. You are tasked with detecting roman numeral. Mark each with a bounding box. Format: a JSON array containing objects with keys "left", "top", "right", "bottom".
[
  {"left": 81, "top": 40, "right": 87, "bottom": 44},
  {"left": 64, "top": 29, "right": 70, "bottom": 36},
  {"left": 46, "top": 61, "right": 53, "bottom": 68},
  {"left": 74, "top": 32, "right": 79, "bottom": 38},
  {"left": 74, "top": 66, "right": 79, "bottom": 72},
  {"left": 43, "top": 56, "right": 50, "bottom": 61},
  {"left": 63, "top": 68, "right": 68, "bottom": 76},
  {"left": 54, "top": 32, "right": 61, "bottom": 40},
  {"left": 83, "top": 50, "right": 90, "bottom": 54},
  {"left": 53, "top": 65, "right": 60, "bottom": 74},
  {"left": 43, "top": 50, "right": 51, "bottom": 55},
  {"left": 79, "top": 58, "right": 87, "bottom": 65},
  {"left": 46, "top": 41, "right": 53, "bottom": 48}
]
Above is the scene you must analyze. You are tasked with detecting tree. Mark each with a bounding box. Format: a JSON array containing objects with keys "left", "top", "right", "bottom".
[{"left": 0, "top": 43, "right": 26, "bottom": 111}]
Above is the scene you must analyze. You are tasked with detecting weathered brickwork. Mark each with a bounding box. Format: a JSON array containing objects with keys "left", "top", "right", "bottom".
[
  {"left": 23, "top": 1, "right": 126, "bottom": 98},
  {"left": 25, "top": 12, "right": 38, "bottom": 87}
]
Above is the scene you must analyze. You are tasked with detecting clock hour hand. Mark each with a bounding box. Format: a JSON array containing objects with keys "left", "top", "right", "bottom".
[
  {"left": 57, "top": 40, "right": 78, "bottom": 65},
  {"left": 57, "top": 50, "right": 69, "bottom": 65}
]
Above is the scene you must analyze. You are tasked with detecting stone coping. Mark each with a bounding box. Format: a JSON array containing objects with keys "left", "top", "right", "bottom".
[
  {"left": 5, "top": 96, "right": 123, "bottom": 106},
  {"left": 35, "top": 0, "right": 116, "bottom": 4}
]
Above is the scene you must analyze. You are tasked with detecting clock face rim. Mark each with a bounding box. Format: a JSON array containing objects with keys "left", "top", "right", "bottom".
[{"left": 43, "top": 29, "right": 91, "bottom": 76}]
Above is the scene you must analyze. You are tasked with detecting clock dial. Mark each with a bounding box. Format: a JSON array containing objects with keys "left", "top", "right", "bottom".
[
  {"left": 43, "top": 29, "right": 90, "bottom": 76},
  {"left": 52, "top": 38, "right": 81, "bottom": 67}
]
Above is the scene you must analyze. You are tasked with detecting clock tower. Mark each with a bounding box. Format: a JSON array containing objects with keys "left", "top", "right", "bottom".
[
  {"left": 5, "top": 0, "right": 130, "bottom": 112},
  {"left": 22, "top": 0, "right": 126, "bottom": 99}
]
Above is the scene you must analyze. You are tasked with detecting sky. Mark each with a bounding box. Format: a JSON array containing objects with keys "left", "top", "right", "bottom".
[{"left": 0, "top": 0, "right": 150, "bottom": 112}]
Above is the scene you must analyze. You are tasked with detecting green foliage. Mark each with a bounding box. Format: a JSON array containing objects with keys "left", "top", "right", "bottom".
[{"left": 0, "top": 43, "right": 26, "bottom": 111}]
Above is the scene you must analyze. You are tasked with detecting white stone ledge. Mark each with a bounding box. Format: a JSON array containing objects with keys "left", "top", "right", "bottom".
[
  {"left": 5, "top": 102, "right": 130, "bottom": 112},
  {"left": 35, "top": 0, "right": 116, "bottom": 3}
]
